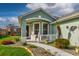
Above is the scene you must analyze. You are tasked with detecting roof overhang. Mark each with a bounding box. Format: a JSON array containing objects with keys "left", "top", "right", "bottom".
[{"left": 51, "top": 12, "right": 79, "bottom": 24}]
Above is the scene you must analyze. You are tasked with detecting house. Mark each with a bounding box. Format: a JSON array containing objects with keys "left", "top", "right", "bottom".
[
  {"left": 51, "top": 12, "right": 79, "bottom": 46},
  {"left": 18, "top": 8, "right": 79, "bottom": 46},
  {"left": 0, "top": 28, "right": 7, "bottom": 36},
  {"left": 18, "top": 8, "right": 57, "bottom": 43},
  {"left": 6, "top": 25, "right": 21, "bottom": 36}
]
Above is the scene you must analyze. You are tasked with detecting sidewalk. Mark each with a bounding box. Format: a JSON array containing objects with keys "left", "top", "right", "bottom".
[{"left": 27, "top": 42, "right": 73, "bottom": 56}]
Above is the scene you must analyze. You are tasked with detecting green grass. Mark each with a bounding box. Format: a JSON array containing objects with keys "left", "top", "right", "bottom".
[
  {"left": 0, "top": 36, "right": 20, "bottom": 42},
  {"left": 0, "top": 45, "right": 31, "bottom": 56}
]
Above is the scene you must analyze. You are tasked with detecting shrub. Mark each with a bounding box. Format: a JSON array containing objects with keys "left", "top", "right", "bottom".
[
  {"left": 15, "top": 38, "right": 20, "bottom": 42},
  {"left": 22, "top": 42, "right": 27, "bottom": 46},
  {"left": 1, "top": 40, "right": 15, "bottom": 45},
  {"left": 53, "top": 38, "right": 70, "bottom": 49},
  {"left": 68, "top": 46, "right": 76, "bottom": 50}
]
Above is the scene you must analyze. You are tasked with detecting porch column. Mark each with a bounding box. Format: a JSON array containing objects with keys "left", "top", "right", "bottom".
[
  {"left": 49, "top": 24, "right": 52, "bottom": 34},
  {"left": 39, "top": 22, "right": 42, "bottom": 41},
  {"left": 40, "top": 22, "right": 42, "bottom": 34},
  {"left": 21, "top": 18, "right": 26, "bottom": 43}
]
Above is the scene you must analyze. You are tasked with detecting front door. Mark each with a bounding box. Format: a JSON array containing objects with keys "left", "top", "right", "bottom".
[{"left": 26, "top": 25, "right": 29, "bottom": 37}]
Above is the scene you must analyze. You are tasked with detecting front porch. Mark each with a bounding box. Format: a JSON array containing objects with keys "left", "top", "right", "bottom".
[{"left": 21, "top": 18, "right": 56, "bottom": 42}]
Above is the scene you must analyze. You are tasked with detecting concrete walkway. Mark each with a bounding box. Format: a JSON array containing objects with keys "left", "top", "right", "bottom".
[{"left": 27, "top": 42, "right": 73, "bottom": 56}]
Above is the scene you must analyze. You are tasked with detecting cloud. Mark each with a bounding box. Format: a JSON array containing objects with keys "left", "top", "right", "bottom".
[
  {"left": 26, "top": 3, "right": 76, "bottom": 16},
  {"left": 7, "top": 17, "right": 18, "bottom": 23},
  {"left": 0, "top": 17, "right": 19, "bottom": 26},
  {"left": 26, "top": 3, "right": 49, "bottom": 10},
  {"left": 0, "top": 17, "right": 7, "bottom": 22}
]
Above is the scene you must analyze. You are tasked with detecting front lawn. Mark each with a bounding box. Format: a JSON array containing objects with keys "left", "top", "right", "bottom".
[
  {"left": 0, "top": 36, "right": 20, "bottom": 44},
  {"left": 0, "top": 36, "right": 20, "bottom": 41},
  {"left": 0, "top": 45, "right": 31, "bottom": 56}
]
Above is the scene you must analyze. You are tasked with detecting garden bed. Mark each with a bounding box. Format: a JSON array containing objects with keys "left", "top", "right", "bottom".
[{"left": 0, "top": 36, "right": 20, "bottom": 45}]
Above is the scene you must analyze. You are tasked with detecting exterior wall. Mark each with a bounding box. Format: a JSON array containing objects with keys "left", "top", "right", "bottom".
[
  {"left": 21, "top": 18, "right": 26, "bottom": 43},
  {"left": 49, "top": 24, "right": 57, "bottom": 34},
  {"left": 59, "top": 18, "right": 79, "bottom": 46}
]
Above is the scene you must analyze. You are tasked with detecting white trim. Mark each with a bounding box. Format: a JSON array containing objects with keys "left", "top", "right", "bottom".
[
  {"left": 42, "top": 22, "right": 49, "bottom": 35},
  {"left": 33, "top": 22, "right": 40, "bottom": 35},
  {"left": 26, "top": 17, "right": 51, "bottom": 22}
]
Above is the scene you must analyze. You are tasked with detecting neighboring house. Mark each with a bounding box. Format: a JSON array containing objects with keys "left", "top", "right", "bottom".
[
  {"left": 0, "top": 28, "right": 7, "bottom": 36},
  {"left": 18, "top": 8, "right": 79, "bottom": 46},
  {"left": 51, "top": 12, "right": 79, "bottom": 46},
  {"left": 6, "top": 25, "right": 21, "bottom": 36}
]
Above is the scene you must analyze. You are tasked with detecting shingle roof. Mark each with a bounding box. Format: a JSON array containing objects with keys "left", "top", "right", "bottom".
[
  {"left": 19, "top": 8, "right": 57, "bottom": 21},
  {"left": 51, "top": 11, "right": 79, "bottom": 24}
]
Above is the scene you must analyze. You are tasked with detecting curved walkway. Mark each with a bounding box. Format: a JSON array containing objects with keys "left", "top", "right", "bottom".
[{"left": 27, "top": 42, "right": 73, "bottom": 56}]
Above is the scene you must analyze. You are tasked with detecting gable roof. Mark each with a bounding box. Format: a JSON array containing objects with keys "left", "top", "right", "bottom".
[
  {"left": 19, "top": 8, "right": 57, "bottom": 21},
  {"left": 51, "top": 11, "right": 79, "bottom": 24}
]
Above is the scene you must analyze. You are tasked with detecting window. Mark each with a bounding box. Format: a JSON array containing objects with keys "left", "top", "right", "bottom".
[
  {"left": 43, "top": 23, "right": 48, "bottom": 34},
  {"left": 34, "top": 23, "right": 39, "bottom": 35}
]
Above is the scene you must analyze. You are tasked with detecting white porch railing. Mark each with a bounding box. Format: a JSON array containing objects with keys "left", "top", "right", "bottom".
[
  {"left": 25, "top": 34, "right": 56, "bottom": 42},
  {"left": 39, "top": 34, "right": 56, "bottom": 42}
]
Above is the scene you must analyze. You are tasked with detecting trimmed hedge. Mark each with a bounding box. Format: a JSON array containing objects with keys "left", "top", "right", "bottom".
[{"left": 53, "top": 38, "right": 70, "bottom": 49}]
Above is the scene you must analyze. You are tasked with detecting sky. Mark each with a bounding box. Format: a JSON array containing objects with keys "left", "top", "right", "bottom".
[{"left": 0, "top": 3, "right": 79, "bottom": 28}]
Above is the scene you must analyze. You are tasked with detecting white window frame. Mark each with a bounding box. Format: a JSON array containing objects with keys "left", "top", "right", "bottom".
[
  {"left": 42, "top": 22, "right": 49, "bottom": 35},
  {"left": 33, "top": 22, "right": 40, "bottom": 35}
]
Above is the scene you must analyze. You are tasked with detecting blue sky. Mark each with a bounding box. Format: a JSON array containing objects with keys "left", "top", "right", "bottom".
[
  {"left": 0, "top": 3, "right": 79, "bottom": 28},
  {"left": 0, "top": 3, "right": 30, "bottom": 17},
  {"left": 0, "top": 3, "right": 30, "bottom": 28}
]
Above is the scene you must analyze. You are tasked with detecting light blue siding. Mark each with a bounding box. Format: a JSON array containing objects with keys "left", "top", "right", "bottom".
[
  {"left": 49, "top": 24, "right": 56, "bottom": 34},
  {"left": 23, "top": 10, "right": 54, "bottom": 21},
  {"left": 21, "top": 19, "right": 26, "bottom": 37}
]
